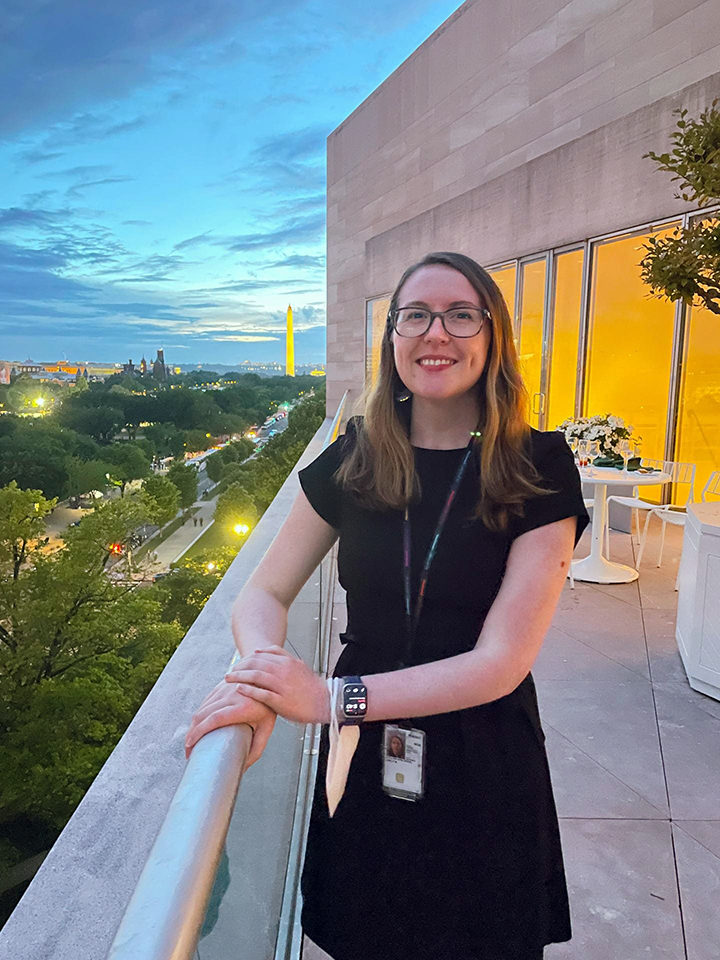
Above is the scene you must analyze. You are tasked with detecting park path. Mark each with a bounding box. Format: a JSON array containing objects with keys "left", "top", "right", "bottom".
[{"left": 150, "top": 499, "right": 216, "bottom": 570}]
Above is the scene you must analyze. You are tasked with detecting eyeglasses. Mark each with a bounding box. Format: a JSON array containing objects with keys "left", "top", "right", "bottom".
[{"left": 389, "top": 306, "right": 489, "bottom": 338}]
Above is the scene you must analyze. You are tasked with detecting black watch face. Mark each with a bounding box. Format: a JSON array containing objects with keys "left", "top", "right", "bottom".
[{"left": 343, "top": 682, "right": 367, "bottom": 719}]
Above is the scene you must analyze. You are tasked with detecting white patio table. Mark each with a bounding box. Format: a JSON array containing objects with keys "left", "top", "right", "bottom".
[{"left": 572, "top": 465, "right": 672, "bottom": 584}]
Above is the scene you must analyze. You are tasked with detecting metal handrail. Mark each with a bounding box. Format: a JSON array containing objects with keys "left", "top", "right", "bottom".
[
  {"left": 108, "top": 392, "right": 348, "bottom": 960},
  {"left": 273, "top": 390, "right": 347, "bottom": 959}
]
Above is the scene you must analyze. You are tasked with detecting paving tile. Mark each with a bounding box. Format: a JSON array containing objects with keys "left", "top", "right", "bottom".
[
  {"left": 644, "top": 607, "right": 687, "bottom": 683},
  {"left": 553, "top": 586, "right": 651, "bottom": 680},
  {"left": 653, "top": 682, "right": 720, "bottom": 819},
  {"left": 547, "top": 820, "right": 685, "bottom": 959},
  {"left": 672, "top": 821, "right": 720, "bottom": 960},
  {"left": 535, "top": 625, "right": 649, "bottom": 683},
  {"left": 536, "top": 680, "right": 669, "bottom": 815},
  {"left": 545, "top": 724, "right": 667, "bottom": 820}
]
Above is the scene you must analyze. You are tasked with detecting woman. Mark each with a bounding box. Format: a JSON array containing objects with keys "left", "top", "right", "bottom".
[{"left": 185, "top": 252, "right": 590, "bottom": 960}]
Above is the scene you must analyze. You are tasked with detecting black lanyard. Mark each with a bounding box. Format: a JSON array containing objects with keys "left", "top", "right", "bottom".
[{"left": 398, "top": 430, "right": 480, "bottom": 669}]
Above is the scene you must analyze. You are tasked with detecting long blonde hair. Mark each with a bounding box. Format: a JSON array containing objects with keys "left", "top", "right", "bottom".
[{"left": 337, "top": 252, "right": 551, "bottom": 533}]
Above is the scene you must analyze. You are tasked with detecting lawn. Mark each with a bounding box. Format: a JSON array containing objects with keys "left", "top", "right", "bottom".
[
  {"left": 135, "top": 508, "right": 198, "bottom": 562},
  {"left": 182, "top": 519, "right": 243, "bottom": 562}
]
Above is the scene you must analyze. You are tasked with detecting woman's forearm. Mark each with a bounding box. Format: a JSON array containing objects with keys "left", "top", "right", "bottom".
[
  {"left": 360, "top": 647, "right": 523, "bottom": 723},
  {"left": 232, "top": 583, "right": 289, "bottom": 657}
]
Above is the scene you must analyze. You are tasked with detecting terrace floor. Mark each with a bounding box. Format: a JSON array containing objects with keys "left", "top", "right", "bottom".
[{"left": 304, "top": 517, "right": 720, "bottom": 960}]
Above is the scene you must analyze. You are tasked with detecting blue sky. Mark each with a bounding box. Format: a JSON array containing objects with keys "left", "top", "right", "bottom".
[{"left": 0, "top": 0, "right": 460, "bottom": 366}]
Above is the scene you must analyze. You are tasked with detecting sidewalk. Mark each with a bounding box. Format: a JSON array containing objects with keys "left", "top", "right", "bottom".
[
  {"left": 305, "top": 518, "right": 719, "bottom": 960},
  {"left": 149, "top": 499, "right": 216, "bottom": 570}
]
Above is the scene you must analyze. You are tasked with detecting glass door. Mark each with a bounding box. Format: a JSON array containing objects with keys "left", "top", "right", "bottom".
[
  {"left": 545, "top": 247, "right": 585, "bottom": 431},
  {"left": 516, "top": 257, "right": 548, "bottom": 429},
  {"left": 584, "top": 222, "right": 680, "bottom": 503},
  {"left": 674, "top": 215, "right": 720, "bottom": 505}
]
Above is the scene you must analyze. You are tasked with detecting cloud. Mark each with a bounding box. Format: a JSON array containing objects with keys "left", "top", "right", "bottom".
[
  {"left": 0, "top": 207, "right": 72, "bottom": 231},
  {"left": 201, "top": 277, "right": 320, "bottom": 293},
  {"left": 211, "top": 335, "right": 281, "bottom": 342},
  {"left": 251, "top": 124, "right": 327, "bottom": 165},
  {"left": 18, "top": 149, "right": 65, "bottom": 165},
  {"left": 66, "top": 176, "right": 136, "bottom": 199},
  {"left": 0, "top": 0, "right": 302, "bottom": 137},
  {"left": 217, "top": 210, "right": 325, "bottom": 253},
  {"left": 173, "top": 231, "right": 214, "bottom": 251},
  {"left": 122, "top": 220, "right": 152, "bottom": 226},
  {"left": 259, "top": 93, "right": 307, "bottom": 108},
  {"left": 216, "top": 125, "right": 328, "bottom": 195},
  {"left": 264, "top": 254, "right": 325, "bottom": 269},
  {"left": 38, "top": 163, "right": 111, "bottom": 180}
]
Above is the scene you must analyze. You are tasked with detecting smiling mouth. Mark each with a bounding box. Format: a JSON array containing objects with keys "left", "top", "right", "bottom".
[{"left": 416, "top": 359, "right": 457, "bottom": 367}]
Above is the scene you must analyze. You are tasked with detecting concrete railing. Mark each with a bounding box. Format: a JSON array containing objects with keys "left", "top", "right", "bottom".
[{"left": 0, "top": 395, "right": 347, "bottom": 960}]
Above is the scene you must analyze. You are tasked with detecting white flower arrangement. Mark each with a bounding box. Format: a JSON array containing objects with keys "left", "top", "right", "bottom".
[{"left": 555, "top": 414, "right": 640, "bottom": 458}]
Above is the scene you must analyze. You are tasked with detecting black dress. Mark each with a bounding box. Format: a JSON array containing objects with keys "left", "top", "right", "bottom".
[{"left": 297, "top": 417, "right": 590, "bottom": 960}]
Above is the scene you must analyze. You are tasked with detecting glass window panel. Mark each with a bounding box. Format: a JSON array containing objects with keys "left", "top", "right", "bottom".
[
  {"left": 518, "top": 259, "right": 547, "bottom": 429},
  {"left": 584, "top": 224, "right": 680, "bottom": 503},
  {"left": 366, "top": 296, "right": 391, "bottom": 387},
  {"left": 547, "top": 248, "right": 584, "bottom": 430},
  {"left": 675, "top": 241, "right": 720, "bottom": 505},
  {"left": 488, "top": 264, "right": 516, "bottom": 321}
]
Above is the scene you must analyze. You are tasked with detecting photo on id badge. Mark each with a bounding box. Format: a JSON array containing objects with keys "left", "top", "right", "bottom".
[{"left": 382, "top": 724, "right": 425, "bottom": 801}]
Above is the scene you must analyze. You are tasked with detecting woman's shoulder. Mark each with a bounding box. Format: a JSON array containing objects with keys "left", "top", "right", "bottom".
[
  {"left": 297, "top": 417, "right": 363, "bottom": 528},
  {"left": 525, "top": 426, "right": 572, "bottom": 467}
]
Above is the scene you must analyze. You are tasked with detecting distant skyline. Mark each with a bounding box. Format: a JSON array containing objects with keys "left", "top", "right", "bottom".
[{"left": 1, "top": 0, "right": 460, "bottom": 365}]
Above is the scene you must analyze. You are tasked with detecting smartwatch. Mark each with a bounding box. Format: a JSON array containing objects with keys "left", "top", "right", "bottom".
[{"left": 338, "top": 676, "right": 368, "bottom": 726}]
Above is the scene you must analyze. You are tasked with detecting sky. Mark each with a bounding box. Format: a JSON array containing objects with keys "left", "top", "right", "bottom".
[{"left": 0, "top": 0, "right": 461, "bottom": 367}]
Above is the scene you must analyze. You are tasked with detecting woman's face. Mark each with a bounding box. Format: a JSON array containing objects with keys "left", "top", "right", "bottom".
[
  {"left": 391, "top": 264, "right": 491, "bottom": 401},
  {"left": 390, "top": 736, "right": 404, "bottom": 757}
]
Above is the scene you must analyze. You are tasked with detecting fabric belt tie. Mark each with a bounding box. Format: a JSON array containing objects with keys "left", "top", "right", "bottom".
[{"left": 325, "top": 677, "right": 360, "bottom": 818}]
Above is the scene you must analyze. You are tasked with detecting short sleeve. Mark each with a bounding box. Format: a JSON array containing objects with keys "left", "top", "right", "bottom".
[
  {"left": 512, "top": 434, "right": 590, "bottom": 548},
  {"left": 297, "top": 417, "right": 361, "bottom": 529}
]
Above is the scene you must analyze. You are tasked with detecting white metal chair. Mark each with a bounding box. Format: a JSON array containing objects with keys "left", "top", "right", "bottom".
[
  {"left": 701, "top": 469, "right": 720, "bottom": 501},
  {"left": 636, "top": 461, "right": 697, "bottom": 589},
  {"left": 604, "top": 458, "right": 667, "bottom": 560}
]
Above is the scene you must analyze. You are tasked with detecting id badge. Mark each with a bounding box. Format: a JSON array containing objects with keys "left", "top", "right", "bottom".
[{"left": 382, "top": 724, "right": 426, "bottom": 801}]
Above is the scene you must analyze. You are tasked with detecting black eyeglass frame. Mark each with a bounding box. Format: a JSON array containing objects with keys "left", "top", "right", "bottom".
[{"left": 388, "top": 306, "right": 491, "bottom": 338}]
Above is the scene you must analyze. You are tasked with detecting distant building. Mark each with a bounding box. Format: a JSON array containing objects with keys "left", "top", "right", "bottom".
[
  {"left": 152, "top": 349, "right": 168, "bottom": 381},
  {"left": 123, "top": 359, "right": 136, "bottom": 376},
  {"left": 0, "top": 358, "right": 119, "bottom": 383},
  {"left": 139, "top": 356, "right": 148, "bottom": 376}
]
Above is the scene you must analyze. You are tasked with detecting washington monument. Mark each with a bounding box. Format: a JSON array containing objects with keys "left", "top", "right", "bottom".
[{"left": 286, "top": 304, "right": 295, "bottom": 377}]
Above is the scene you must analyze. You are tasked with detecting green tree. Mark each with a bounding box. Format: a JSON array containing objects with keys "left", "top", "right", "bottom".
[
  {"left": 641, "top": 99, "right": 720, "bottom": 314},
  {"left": 150, "top": 552, "right": 231, "bottom": 632},
  {"left": 65, "top": 458, "right": 111, "bottom": 498},
  {"left": 0, "top": 482, "right": 56, "bottom": 581},
  {"left": 0, "top": 491, "right": 183, "bottom": 841},
  {"left": 167, "top": 462, "right": 198, "bottom": 510},
  {"left": 205, "top": 451, "right": 225, "bottom": 483},
  {"left": 0, "top": 422, "right": 70, "bottom": 499},
  {"left": 215, "top": 481, "right": 258, "bottom": 530},
  {"left": 143, "top": 475, "right": 180, "bottom": 527},
  {"left": 105, "top": 443, "right": 151, "bottom": 496},
  {"left": 184, "top": 429, "right": 211, "bottom": 453},
  {"left": 57, "top": 404, "right": 124, "bottom": 442},
  {"left": 143, "top": 423, "right": 186, "bottom": 458}
]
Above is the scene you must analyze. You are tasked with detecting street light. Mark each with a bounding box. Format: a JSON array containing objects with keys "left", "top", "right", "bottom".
[
  {"left": 233, "top": 523, "right": 249, "bottom": 536},
  {"left": 206, "top": 561, "right": 216, "bottom": 572}
]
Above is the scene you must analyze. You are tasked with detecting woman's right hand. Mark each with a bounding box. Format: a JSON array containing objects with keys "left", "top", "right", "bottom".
[{"left": 185, "top": 678, "right": 277, "bottom": 771}]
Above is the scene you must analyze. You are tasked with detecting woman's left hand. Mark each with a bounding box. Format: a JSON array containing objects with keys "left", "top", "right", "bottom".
[{"left": 225, "top": 645, "right": 331, "bottom": 725}]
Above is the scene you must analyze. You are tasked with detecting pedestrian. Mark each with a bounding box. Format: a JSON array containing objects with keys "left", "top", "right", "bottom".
[
  {"left": 194, "top": 517, "right": 198, "bottom": 527},
  {"left": 199, "top": 516, "right": 203, "bottom": 527},
  {"left": 185, "top": 252, "right": 590, "bottom": 960}
]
